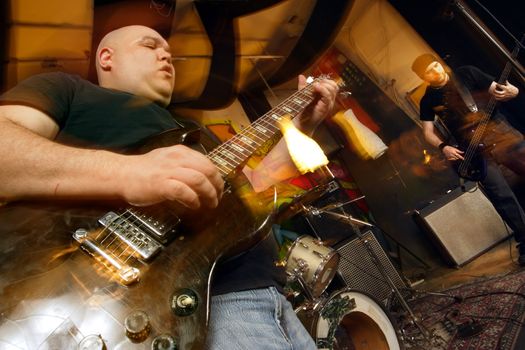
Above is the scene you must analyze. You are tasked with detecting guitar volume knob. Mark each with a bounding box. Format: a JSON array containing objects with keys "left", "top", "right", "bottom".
[
  {"left": 78, "top": 334, "right": 107, "bottom": 350},
  {"left": 171, "top": 288, "right": 199, "bottom": 316},
  {"left": 124, "top": 310, "right": 151, "bottom": 343},
  {"left": 152, "top": 334, "right": 178, "bottom": 350}
]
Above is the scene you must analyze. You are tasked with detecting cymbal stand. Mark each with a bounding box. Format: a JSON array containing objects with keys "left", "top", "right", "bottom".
[
  {"left": 303, "top": 205, "right": 446, "bottom": 349},
  {"left": 314, "top": 202, "right": 430, "bottom": 270}
]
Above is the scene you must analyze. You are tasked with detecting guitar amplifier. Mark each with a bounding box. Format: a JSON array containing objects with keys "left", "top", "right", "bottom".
[
  {"left": 413, "top": 182, "right": 512, "bottom": 267},
  {"left": 335, "top": 230, "right": 407, "bottom": 305}
]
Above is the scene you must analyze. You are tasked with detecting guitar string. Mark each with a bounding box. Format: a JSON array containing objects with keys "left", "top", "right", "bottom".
[
  {"left": 459, "top": 71, "right": 507, "bottom": 174},
  {"left": 207, "top": 82, "right": 317, "bottom": 164},
  {"left": 93, "top": 210, "right": 141, "bottom": 267},
  {"left": 207, "top": 82, "right": 316, "bottom": 167},
  {"left": 79, "top": 77, "right": 333, "bottom": 274},
  {"left": 207, "top": 82, "right": 318, "bottom": 177},
  {"left": 459, "top": 42, "right": 520, "bottom": 176}
]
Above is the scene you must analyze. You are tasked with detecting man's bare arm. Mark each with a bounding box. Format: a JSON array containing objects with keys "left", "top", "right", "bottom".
[
  {"left": 421, "top": 120, "right": 464, "bottom": 161},
  {"left": 0, "top": 105, "right": 223, "bottom": 209}
]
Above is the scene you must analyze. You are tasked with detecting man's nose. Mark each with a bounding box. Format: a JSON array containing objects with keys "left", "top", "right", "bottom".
[{"left": 158, "top": 49, "right": 171, "bottom": 61}]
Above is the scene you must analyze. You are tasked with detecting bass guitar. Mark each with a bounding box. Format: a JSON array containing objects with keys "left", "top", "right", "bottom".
[
  {"left": 454, "top": 36, "right": 523, "bottom": 181},
  {"left": 0, "top": 77, "right": 335, "bottom": 350}
]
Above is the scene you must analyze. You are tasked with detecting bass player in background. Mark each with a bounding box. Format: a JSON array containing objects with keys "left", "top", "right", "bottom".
[{"left": 411, "top": 53, "right": 525, "bottom": 265}]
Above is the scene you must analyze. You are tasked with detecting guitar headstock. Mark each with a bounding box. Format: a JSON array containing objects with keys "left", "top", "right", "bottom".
[{"left": 306, "top": 75, "right": 351, "bottom": 97}]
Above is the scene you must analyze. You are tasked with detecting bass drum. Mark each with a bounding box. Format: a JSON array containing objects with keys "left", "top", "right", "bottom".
[{"left": 296, "top": 289, "right": 403, "bottom": 350}]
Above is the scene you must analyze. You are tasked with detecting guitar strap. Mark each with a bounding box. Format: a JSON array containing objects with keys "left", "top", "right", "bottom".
[{"left": 451, "top": 75, "right": 478, "bottom": 113}]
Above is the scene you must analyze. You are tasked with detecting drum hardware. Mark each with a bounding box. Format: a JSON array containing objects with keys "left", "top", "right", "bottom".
[
  {"left": 307, "top": 207, "right": 374, "bottom": 228},
  {"left": 299, "top": 194, "right": 430, "bottom": 272},
  {"left": 312, "top": 195, "right": 366, "bottom": 213},
  {"left": 285, "top": 235, "right": 340, "bottom": 299},
  {"left": 302, "top": 205, "right": 442, "bottom": 349},
  {"left": 296, "top": 289, "right": 403, "bottom": 350}
]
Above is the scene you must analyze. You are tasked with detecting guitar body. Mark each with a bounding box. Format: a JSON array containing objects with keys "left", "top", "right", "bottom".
[
  {"left": 0, "top": 128, "right": 275, "bottom": 350},
  {"left": 0, "top": 75, "right": 332, "bottom": 349}
]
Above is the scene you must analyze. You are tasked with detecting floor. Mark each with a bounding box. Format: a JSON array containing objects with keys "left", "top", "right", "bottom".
[
  {"left": 416, "top": 239, "right": 521, "bottom": 293},
  {"left": 390, "top": 240, "right": 524, "bottom": 349}
]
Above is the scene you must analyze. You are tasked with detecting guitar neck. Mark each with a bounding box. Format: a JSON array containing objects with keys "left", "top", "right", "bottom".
[
  {"left": 207, "top": 81, "right": 319, "bottom": 178},
  {"left": 458, "top": 35, "right": 524, "bottom": 176}
]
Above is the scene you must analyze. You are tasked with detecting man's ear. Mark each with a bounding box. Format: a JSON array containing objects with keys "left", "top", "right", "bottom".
[{"left": 98, "top": 47, "right": 113, "bottom": 71}]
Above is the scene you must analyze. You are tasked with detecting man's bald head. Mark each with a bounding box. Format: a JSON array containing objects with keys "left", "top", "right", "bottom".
[{"left": 95, "top": 25, "right": 175, "bottom": 106}]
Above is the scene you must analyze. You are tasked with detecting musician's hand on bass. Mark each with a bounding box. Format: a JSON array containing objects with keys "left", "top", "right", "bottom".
[
  {"left": 491, "top": 80, "right": 519, "bottom": 102},
  {"left": 442, "top": 145, "right": 465, "bottom": 161}
]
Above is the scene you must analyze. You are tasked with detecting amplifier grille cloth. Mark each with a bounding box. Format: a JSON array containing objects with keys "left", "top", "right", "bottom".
[
  {"left": 421, "top": 188, "right": 510, "bottom": 266},
  {"left": 336, "top": 231, "right": 406, "bottom": 304}
]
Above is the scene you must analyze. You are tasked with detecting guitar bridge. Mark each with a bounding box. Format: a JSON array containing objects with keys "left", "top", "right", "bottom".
[{"left": 74, "top": 208, "right": 181, "bottom": 285}]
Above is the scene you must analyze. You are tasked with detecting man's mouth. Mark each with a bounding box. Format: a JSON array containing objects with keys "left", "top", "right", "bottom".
[{"left": 160, "top": 66, "right": 173, "bottom": 76}]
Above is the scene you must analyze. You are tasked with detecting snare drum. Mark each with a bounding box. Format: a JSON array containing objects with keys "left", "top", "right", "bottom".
[
  {"left": 285, "top": 235, "right": 339, "bottom": 298},
  {"left": 296, "top": 289, "right": 402, "bottom": 350}
]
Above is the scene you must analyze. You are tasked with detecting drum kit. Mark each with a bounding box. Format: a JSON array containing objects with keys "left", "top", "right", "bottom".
[
  {"left": 281, "top": 182, "right": 447, "bottom": 350},
  {"left": 280, "top": 182, "right": 406, "bottom": 350},
  {"left": 284, "top": 233, "right": 403, "bottom": 350}
]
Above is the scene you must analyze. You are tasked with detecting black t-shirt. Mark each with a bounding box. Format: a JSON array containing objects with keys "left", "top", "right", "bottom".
[
  {"left": 419, "top": 65, "right": 498, "bottom": 143},
  {"left": 0, "top": 72, "right": 286, "bottom": 295},
  {"left": 0, "top": 72, "right": 182, "bottom": 150}
]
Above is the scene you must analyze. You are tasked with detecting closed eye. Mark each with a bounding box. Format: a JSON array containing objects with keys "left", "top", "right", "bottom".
[
  {"left": 142, "top": 40, "right": 157, "bottom": 49},
  {"left": 138, "top": 36, "right": 173, "bottom": 57}
]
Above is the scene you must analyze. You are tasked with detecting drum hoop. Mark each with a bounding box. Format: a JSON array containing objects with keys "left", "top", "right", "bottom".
[
  {"left": 314, "top": 289, "right": 401, "bottom": 350},
  {"left": 285, "top": 235, "right": 334, "bottom": 263},
  {"left": 284, "top": 234, "right": 310, "bottom": 262},
  {"left": 286, "top": 235, "right": 338, "bottom": 297},
  {"left": 308, "top": 251, "right": 339, "bottom": 294}
]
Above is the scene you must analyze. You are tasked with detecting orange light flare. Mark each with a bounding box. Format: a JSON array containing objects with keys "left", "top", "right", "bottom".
[
  {"left": 423, "top": 149, "right": 431, "bottom": 165},
  {"left": 278, "top": 115, "right": 328, "bottom": 174}
]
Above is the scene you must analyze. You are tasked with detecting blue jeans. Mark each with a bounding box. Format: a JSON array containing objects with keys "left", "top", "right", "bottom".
[{"left": 205, "top": 287, "right": 317, "bottom": 350}]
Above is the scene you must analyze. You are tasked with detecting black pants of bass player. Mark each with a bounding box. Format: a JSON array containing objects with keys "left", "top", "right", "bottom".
[{"left": 479, "top": 156, "right": 525, "bottom": 245}]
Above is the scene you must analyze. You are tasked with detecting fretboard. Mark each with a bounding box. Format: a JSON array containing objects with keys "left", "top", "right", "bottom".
[
  {"left": 207, "top": 79, "right": 321, "bottom": 177},
  {"left": 459, "top": 34, "right": 524, "bottom": 176}
]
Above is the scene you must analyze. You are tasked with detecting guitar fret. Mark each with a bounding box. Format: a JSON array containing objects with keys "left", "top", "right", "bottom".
[
  {"left": 216, "top": 143, "right": 242, "bottom": 158},
  {"left": 243, "top": 127, "right": 266, "bottom": 143},
  {"left": 254, "top": 124, "right": 271, "bottom": 134},
  {"left": 205, "top": 78, "right": 334, "bottom": 178},
  {"left": 281, "top": 106, "right": 293, "bottom": 114},
  {"left": 220, "top": 149, "right": 242, "bottom": 162},
  {"left": 293, "top": 98, "right": 305, "bottom": 105},
  {"left": 237, "top": 135, "right": 257, "bottom": 151},
  {"left": 215, "top": 160, "right": 236, "bottom": 174},
  {"left": 257, "top": 121, "right": 279, "bottom": 133},
  {"left": 211, "top": 154, "right": 234, "bottom": 169},
  {"left": 229, "top": 142, "right": 248, "bottom": 154}
]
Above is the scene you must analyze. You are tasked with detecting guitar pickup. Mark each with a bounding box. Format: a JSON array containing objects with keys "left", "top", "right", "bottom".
[
  {"left": 98, "top": 212, "right": 162, "bottom": 261},
  {"left": 125, "top": 208, "right": 181, "bottom": 244}
]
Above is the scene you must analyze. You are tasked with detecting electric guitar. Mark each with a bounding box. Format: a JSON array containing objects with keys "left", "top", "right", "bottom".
[{"left": 0, "top": 78, "right": 335, "bottom": 350}]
